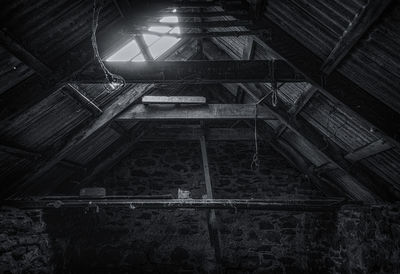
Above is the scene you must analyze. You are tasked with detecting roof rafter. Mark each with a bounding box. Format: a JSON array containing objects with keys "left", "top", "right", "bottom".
[
  {"left": 204, "top": 39, "right": 378, "bottom": 202},
  {"left": 251, "top": 14, "right": 400, "bottom": 146},
  {"left": 321, "top": 0, "right": 392, "bottom": 74}
]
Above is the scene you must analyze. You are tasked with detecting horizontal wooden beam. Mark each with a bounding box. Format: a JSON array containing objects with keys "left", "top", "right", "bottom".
[
  {"left": 117, "top": 104, "right": 276, "bottom": 121},
  {"left": 6, "top": 198, "right": 351, "bottom": 211},
  {"left": 131, "top": 20, "right": 255, "bottom": 29},
  {"left": 73, "top": 60, "right": 304, "bottom": 84},
  {"left": 142, "top": 127, "right": 255, "bottom": 141},
  {"left": 344, "top": 139, "right": 393, "bottom": 162},
  {"left": 127, "top": 30, "right": 269, "bottom": 39},
  {"left": 142, "top": 96, "right": 206, "bottom": 104}
]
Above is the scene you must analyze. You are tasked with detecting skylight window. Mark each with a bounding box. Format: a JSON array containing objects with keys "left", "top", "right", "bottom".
[{"left": 107, "top": 15, "right": 181, "bottom": 62}]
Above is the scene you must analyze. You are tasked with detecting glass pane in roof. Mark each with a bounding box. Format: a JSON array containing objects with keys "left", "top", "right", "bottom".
[
  {"left": 143, "top": 34, "right": 159, "bottom": 46},
  {"left": 132, "top": 54, "right": 146, "bottom": 62},
  {"left": 149, "top": 36, "right": 180, "bottom": 59},
  {"left": 106, "top": 39, "right": 142, "bottom": 61},
  {"left": 148, "top": 25, "right": 171, "bottom": 34},
  {"left": 160, "top": 16, "right": 179, "bottom": 23},
  {"left": 170, "top": 27, "right": 180, "bottom": 34}
]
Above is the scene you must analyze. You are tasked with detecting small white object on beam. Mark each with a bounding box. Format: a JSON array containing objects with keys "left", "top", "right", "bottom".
[{"left": 142, "top": 96, "right": 206, "bottom": 105}]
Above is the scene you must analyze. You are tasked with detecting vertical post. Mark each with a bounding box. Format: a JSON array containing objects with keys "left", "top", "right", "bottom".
[{"left": 199, "top": 130, "right": 222, "bottom": 268}]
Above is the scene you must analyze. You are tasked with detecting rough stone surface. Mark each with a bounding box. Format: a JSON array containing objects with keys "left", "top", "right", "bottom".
[
  {"left": 2, "top": 141, "right": 399, "bottom": 273},
  {"left": 0, "top": 207, "right": 53, "bottom": 274}
]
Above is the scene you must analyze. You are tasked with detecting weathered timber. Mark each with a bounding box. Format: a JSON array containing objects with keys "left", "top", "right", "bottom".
[
  {"left": 142, "top": 127, "right": 255, "bottom": 141},
  {"left": 142, "top": 96, "right": 206, "bottom": 104},
  {"left": 253, "top": 16, "right": 400, "bottom": 146},
  {"left": 125, "top": 30, "right": 270, "bottom": 39},
  {"left": 116, "top": 104, "right": 276, "bottom": 121},
  {"left": 345, "top": 139, "right": 393, "bottom": 162},
  {"left": 72, "top": 60, "right": 304, "bottom": 84},
  {"left": 321, "top": 0, "right": 392, "bottom": 74},
  {"left": 63, "top": 84, "right": 103, "bottom": 117},
  {"left": 6, "top": 198, "right": 352, "bottom": 211}
]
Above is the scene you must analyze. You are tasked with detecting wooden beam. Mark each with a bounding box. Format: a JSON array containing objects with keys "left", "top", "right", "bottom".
[
  {"left": 242, "top": 37, "right": 255, "bottom": 60},
  {"left": 0, "top": 144, "right": 42, "bottom": 160},
  {"left": 7, "top": 197, "right": 352, "bottom": 211},
  {"left": 345, "top": 139, "right": 393, "bottom": 163},
  {"left": 142, "top": 96, "right": 206, "bottom": 104},
  {"left": 74, "top": 60, "right": 305, "bottom": 84},
  {"left": 321, "top": 0, "right": 392, "bottom": 74},
  {"left": 131, "top": 20, "right": 255, "bottom": 29},
  {"left": 5, "top": 39, "right": 198, "bottom": 198},
  {"left": 125, "top": 30, "right": 270, "bottom": 39},
  {"left": 142, "top": 127, "right": 255, "bottom": 141},
  {"left": 63, "top": 84, "right": 103, "bottom": 117},
  {"left": 135, "top": 34, "right": 154, "bottom": 61},
  {"left": 252, "top": 16, "right": 400, "bottom": 148},
  {"left": 0, "top": 30, "right": 53, "bottom": 78},
  {"left": 288, "top": 85, "right": 318, "bottom": 117},
  {"left": 200, "top": 135, "right": 213, "bottom": 199},
  {"left": 203, "top": 41, "right": 377, "bottom": 202},
  {"left": 117, "top": 104, "right": 276, "bottom": 121}
]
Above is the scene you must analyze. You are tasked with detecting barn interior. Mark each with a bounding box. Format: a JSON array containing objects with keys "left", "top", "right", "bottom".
[{"left": 0, "top": 0, "right": 400, "bottom": 273}]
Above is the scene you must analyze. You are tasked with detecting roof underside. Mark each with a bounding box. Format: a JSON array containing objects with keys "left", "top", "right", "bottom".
[{"left": 0, "top": 0, "right": 399, "bottom": 202}]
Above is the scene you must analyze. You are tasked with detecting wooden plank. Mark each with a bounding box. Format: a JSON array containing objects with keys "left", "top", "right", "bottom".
[
  {"left": 200, "top": 135, "right": 213, "bottom": 199},
  {"left": 242, "top": 37, "right": 255, "bottom": 60},
  {"left": 142, "top": 96, "right": 206, "bottom": 104},
  {"left": 135, "top": 34, "right": 154, "bottom": 61},
  {"left": 117, "top": 104, "right": 276, "bottom": 121},
  {"left": 345, "top": 139, "right": 393, "bottom": 162},
  {"left": 321, "top": 0, "right": 392, "bottom": 74},
  {"left": 74, "top": 60, "right": 305, "bottom": 84},
  {"left": 63, "top": 84, "right": 103, "bottom": 117},
  {"left": 7, "top": 198, "right": 351, "bottom": 211},
  {"left": 288, "top": 85, "right": 318, "bottom": 117},
  {"left": 142, "top": 128, "right": 255, "bottom": 141},
  {"left": 125, "top": 30, "right": 270, "bottom": 39},
  {"left": 131, "top": 20, "right": 254, "bottom": 29}
]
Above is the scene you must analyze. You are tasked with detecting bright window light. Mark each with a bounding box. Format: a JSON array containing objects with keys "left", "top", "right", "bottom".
[{"left": 106, "top": 16, "right": 180, "bottom": 62}]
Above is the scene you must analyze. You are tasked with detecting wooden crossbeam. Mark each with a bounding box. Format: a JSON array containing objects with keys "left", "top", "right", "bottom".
[
  {"left": 6, "top": 198, "right": 351, "bottom": 211},
  {"left": 288, "top": 85, "right": 318, "bottom": 117},
  {"left": 142, "top": 96, "right": 206, "bottom": 104},
  {"left": 116, "top": 104, "right": 276, "bottom": 121},
  {"left": 142, "top": 127, "right": 255, "bottom": 141},
  {"left": 321, "top": 0, "right": 392, "bottom": 74},
  {"left": 345, "top": 139, "right": 393, "bottom": 162},
  {"left": 74, "top": 60, "right": 304, "bottom": 84},
  {"left": 131, "top": 20, "right": 254, "bottom": 29},
  {"left": 125, "top": 30, "right": 270, "bottom": 39},
  {"left": 63, "top": 84, "right": 103, "bottom": 117}
]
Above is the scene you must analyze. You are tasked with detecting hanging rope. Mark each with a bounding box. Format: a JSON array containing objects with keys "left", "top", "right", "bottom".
[
  {"left": 92, "top": 0, "right": 125, "bottom": 92},
  {"left": 270, "top": 59, "right": 278, "bottom": 107},
  {"left": 251, "top": 103, "right": 259, "bottom": 171}
]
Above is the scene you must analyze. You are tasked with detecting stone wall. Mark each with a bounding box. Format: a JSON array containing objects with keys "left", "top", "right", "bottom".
[
  {"left": 0, "top": 207, "right": 52, "bottom": 274},
  {"left": 1, "top": 141, "right": 399, "bottom": 273}
]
